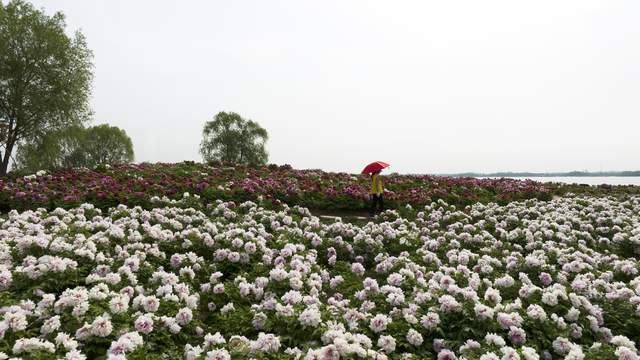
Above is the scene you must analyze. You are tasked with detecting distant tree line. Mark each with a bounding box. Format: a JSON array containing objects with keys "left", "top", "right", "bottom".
[{"left": 444, "top": 171, "right": 640, "bottom": 177}]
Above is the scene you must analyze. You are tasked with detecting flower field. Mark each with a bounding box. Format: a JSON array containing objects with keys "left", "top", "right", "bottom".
[
  {"left": 1, "top": 193, "right": 639, "bottom": 359},
  {"left": 0, "top": 162, "right": 552, "bottom": 213}
]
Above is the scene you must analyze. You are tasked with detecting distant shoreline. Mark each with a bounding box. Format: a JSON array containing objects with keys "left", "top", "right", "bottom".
[{"left": 439, "top": 171, "right": 640, "bottom": 177}]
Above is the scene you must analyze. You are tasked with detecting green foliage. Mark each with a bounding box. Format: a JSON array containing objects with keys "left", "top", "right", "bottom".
[
  {"left": 0, "top": 0, "right": 93, "bottom": 176},
  {"left": 200, "top": 112, "right": 269, "bottom": 166},
  {"left": 14, "top": 123, "right": 134, "bottom": 172},
  {"left": 83, "top": 124, "right": 134, "bottom": 167},
  {"left": 14, "top": 125, "right": 86, "bottom": 172}
]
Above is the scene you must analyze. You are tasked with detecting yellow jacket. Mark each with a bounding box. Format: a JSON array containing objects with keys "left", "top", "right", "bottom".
[{"left": 370, "top": 174, "right": 383, "bottom": 195}]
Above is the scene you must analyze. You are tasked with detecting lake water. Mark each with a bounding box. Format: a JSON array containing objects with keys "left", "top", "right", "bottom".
[{"left": 480, "top": 177, "right": 640, "bottom": 186}]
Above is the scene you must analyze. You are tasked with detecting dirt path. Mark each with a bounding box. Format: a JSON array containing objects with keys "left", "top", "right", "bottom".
[{"left": 310, "top": 209, "right": 371, "bottom": 224}]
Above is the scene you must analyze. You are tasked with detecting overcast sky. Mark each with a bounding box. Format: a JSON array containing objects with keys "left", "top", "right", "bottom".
[{"left": 27, "top": 0, "right": 640, "bottom": 174}]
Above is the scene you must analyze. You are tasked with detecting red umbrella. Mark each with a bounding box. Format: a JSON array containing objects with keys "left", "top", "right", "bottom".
[{"left": 361, "top": 161, "right": 390, "bottom": 174}]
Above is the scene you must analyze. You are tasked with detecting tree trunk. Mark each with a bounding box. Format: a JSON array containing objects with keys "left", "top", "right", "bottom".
[
  {"left": 0, "top": 138, "right": 14, "bottom": 176},
  {"left": 1, "top": 117, "right": 17, "bottom": 177}
]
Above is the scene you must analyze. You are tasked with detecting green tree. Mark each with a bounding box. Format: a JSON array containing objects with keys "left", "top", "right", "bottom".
[
  {"left": 0, "top": 0, "right": 93, "bottom": 176},
  {"left": 14, "top": 124, "right": 134, "bottom": 173},
  {"left": 83, "top": 124, "right": 134, "bottom": 168},
  {"left": 14, "top": 125, "right": 84, "bottom": 172},
  {"left": 200, "top": 111, "right": 269, "bottom": 166}
]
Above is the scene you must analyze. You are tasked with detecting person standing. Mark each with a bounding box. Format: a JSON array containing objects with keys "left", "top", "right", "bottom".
[{"left": 369, "top": 170, "right": 384, "bottom": 216}]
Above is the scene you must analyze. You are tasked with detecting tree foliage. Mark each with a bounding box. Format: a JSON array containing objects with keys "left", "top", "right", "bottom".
[
  {"left": 200, "top": 112, "right": 269, "bottom": 166},
  {"left": 82, "top": 124, "right": 135, "bottom": 167},
  {"left": 0, "top": 0, "right": 93, "bottom": 176},
  {"left": 14, "top": 124, "right": 134, "bottom": 173}
]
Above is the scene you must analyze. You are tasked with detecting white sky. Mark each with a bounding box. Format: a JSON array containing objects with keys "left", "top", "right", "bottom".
[{"left": 27, "top": 0, "right": 640, "bottom": 174}]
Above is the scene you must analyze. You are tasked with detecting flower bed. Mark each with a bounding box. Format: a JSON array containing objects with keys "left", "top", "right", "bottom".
[
  {"left": 0, "top": 162, "right": 551, "bottom": 213},
  {"left": 0, "top": 195, "right": 639, "bottom": 358}
]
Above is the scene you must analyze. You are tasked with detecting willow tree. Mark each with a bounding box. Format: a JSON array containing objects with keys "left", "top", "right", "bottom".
[
  {"left": 83, "top": 124, "right": 134, "bottom": 167},
  {"left": 14, "top": 125, "right": 85, "bottom": 172},
  {"left": 200, "top": 111, "right": 269, "bottom": 166},
  {"left": 0, "top": 0, "right": 93, "bottom": 176},
  {"left": 14, "top": 124, "right": 134, "bottom": 172}
]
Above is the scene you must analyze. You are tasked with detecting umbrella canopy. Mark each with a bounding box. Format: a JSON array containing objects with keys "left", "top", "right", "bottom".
[{"left": 361, "top": 161, "right": 390, "bottom": 174}]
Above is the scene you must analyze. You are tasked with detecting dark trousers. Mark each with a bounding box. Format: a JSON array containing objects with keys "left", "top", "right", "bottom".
[{"left": 369, "top": 194, "right": 384, "bottom": 216}]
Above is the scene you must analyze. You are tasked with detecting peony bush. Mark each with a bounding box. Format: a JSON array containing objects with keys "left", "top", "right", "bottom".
[
  {"left": 0, "top": 162, "right": 552, "bottom": 213},
  {"left": 0, "top": 194, "right": 639, "bottom": 359}
]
